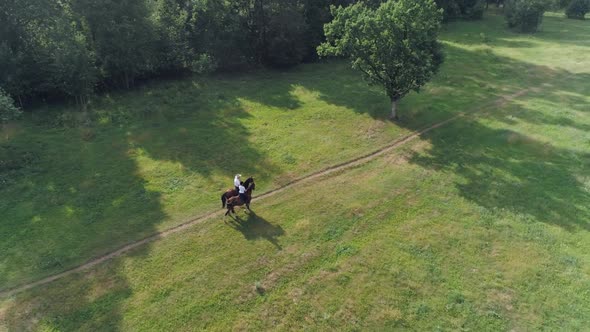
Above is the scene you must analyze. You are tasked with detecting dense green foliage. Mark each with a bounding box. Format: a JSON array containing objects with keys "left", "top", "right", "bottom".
[
  {"left": 505, "top": 0, "right": 549, "bottom": 32},
  {"left": 0, "top": 89, "right": 21, "bottom": 123},
  {"left": 437, "top": 0, "right": 487, "bottom": 20},
  {"left": 566, "top": 0, "right": 590, "bottom": 18},
  {"left": 0, "top": 0, "right": 351, "bottom": 105},
  {"left": 319, "top": 0, "right": 444, "bottom": 118},
  {"left": 0, "top": 0, "right": 492, "bottom": 108},
  {"left": 554, "top": 0, "right": 572, "bottom": 8}
]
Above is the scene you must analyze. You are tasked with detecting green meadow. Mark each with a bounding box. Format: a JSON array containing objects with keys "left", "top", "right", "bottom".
[{"left": 1, "top": 12, "right": 589, "bottom": 331}]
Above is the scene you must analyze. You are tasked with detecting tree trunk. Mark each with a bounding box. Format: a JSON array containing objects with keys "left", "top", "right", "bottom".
[
  {"left": 81, "top": 95, "right": 87, "bottom": 111},
  {"left": 124, "top": 71, "right": 130, "bottom": 89},
  {"left": 390, "top": 99, "right": 399, "bottom": 120}
]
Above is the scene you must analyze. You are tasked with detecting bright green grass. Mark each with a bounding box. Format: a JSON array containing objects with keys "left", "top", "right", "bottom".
[
  {"left": 2, "top": 73, "right": 589, "bottom": 330},
  {"left": 0, "top": 12, "right": 582, "bottom": 289},
  {"left": 1, "top": 11, "right": 590, "bottom": 330},
  {"left": 3, "top": 14, "right": 579, "bottom": 290}
]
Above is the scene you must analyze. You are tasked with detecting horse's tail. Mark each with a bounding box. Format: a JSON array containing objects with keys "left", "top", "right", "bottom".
[{"left": 221, "top": 193, "right": 227, "bottom": 208}]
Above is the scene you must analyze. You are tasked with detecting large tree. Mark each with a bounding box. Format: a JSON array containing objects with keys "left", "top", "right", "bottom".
[{"left": 318, "top": 0, "right": 444, "bottom": 119}]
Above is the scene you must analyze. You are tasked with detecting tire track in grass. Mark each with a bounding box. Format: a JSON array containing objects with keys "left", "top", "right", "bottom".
[{"left": 0, "top": 86, "right": 539, "bottom": 298}]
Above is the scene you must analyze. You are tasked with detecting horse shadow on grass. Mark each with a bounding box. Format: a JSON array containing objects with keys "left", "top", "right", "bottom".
[{"left": 225, "top": 211, "right": 285, "bottom": 250}]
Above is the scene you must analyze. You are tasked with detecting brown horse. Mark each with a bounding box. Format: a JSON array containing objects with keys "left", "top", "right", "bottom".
[
  {"left": 221, "top": 177, "right": 254, "bottom": 208},
  {"left": 224, "top": 177, "right": 255, "bottom": 216}
]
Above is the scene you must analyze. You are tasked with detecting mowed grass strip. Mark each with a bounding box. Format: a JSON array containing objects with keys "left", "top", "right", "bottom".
[
  {"left": 2, "top": 72, "right": 589, "bottom": 330},
  {"left": 1, "top": 11, "right": 589, "bottom": 293}
]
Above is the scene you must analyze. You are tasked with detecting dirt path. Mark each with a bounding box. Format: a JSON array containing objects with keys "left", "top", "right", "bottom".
[{"left": 0, "top": 87, "right": 536, "bottom": 299}]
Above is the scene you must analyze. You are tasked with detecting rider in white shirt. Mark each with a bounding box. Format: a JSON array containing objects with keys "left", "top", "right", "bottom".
[
  {"left": 238, "top": 184, "right": 248, "bottom": 203},
  {"left": 234, "top": 174, "right": 241, "bottom": 193}
]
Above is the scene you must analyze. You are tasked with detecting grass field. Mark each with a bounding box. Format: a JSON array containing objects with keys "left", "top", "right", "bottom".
[{"left": 1, "top": 12, "right": 589, "bottom": 331}]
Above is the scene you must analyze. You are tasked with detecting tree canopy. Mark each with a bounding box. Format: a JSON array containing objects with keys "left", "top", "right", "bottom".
[
  {"left": 318, "top": 0, "right": 444, "bottom": 119},
  {"left": 0, "top": 0, "right": 345, "bottom": 106},
  {"left": 566, "top": 0, "right": 590, "bottom": 19},
  {"left": 0, "top": 0, "right": 486, "bottom": 109}
]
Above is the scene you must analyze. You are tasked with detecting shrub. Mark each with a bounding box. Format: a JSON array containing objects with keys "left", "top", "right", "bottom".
[
  {"left": 436, "top": 0, "right": 462, "bottom": 20},
  {"left": 190, "top": 54, "right": 217, "bottom": 74},
  {"left": 505, "top": 0, "right": 548, "bottom": 32},
  {"left": 566, "top": 0, "right": 590, "bottom": 19},
  {"left": 436, "top": 0, "right": 486, "bottom": 20},
  {"left": 0, "top": 89, "right": 22, "bottom": 123},
  {"left": 464, "top": 0, "right": 487, "bottom": 19}
]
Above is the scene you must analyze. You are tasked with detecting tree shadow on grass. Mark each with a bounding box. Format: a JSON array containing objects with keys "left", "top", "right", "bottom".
[
  {"left": 99, "top": 78, "right": 282, "bottom": 182},
  {"left": 296, "top": 44, "right": 590, "bottom": 232},
  {"left": 225, "top": 211, "right": 285, "bottom": 250},
  {"left": 410, "top": 116, "right": 590, "bottom": 231},
  {"left": 441, "top": 12, "right": 590, "bottom": 48},
  {"left": 493, "top": 103, "right": 590, "bottom": 132},
  {"left": 0, "top": 47, "right": 312, "bottom": 331},
  {"left": 0, "top": 131, "right": 166, "bottom": 330},
  {"left": 1, "top": 64, "right": 301, "bottom": 328},
  {"left": 536, "top": 15, "right": 590, "bottom": 47},
  {"left": 298, "top": 43, "right": 578, "bottom": 129},
  {"left": 0, "top": 125, "right": 169, "bottom": 288},
  {"left": 212, "top": 70, "right": 304, "bottom": 110},
  {"left": 0, "top": 63, "right": 294, "bottom": 331},
  {"left": 3, "top": 261, "right": 134, "bottom": 331}
]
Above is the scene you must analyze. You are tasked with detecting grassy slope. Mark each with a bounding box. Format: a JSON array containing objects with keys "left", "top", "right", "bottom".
[{"left": 1, "top": 12, "right": 590, "bottom": 331}]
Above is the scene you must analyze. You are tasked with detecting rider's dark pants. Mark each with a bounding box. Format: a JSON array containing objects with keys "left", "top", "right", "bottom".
[{"left": 239, "top": 193, "right": 248, "bottom": 203}]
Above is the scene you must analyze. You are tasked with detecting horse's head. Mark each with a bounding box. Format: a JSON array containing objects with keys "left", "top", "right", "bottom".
[{"left": 244, "top": 177, "right": 255, "bottom": 192}]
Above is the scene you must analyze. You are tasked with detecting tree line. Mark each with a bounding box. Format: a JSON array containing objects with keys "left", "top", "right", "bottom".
[
  {"left": 0, "top": 0, "right": 354, "bottom": 107},
  {"left": 0, "top": 0, "right": 489, "bottom": 108},
  {"left": 0, "top": 0, "right": 585, "bottom": 115}
]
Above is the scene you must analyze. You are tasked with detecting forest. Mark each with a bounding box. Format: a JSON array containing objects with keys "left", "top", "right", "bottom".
[{"left": 0, "top": 0, "right": 534, "bottom": 107}]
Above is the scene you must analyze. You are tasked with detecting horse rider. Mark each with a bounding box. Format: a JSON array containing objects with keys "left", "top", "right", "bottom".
[
  {"left": 234, "top": 174, "right": 242, "bottom": 193},
  {"left": 238, "top": 183, "right": 248, "bottom": 204}
]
